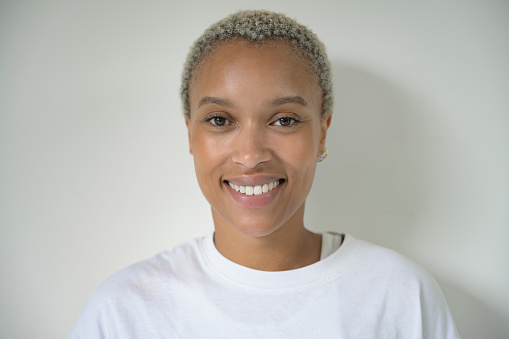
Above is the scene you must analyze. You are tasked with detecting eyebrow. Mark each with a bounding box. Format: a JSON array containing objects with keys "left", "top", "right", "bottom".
[
  {"left": 198, "top": 96, "right": 233, "bottom": 108},
  {"left": 270, "top": 96, "right": 308, "bottom": 107},
  {"left": 197, "top": 95, "right": 308, "bottom": 109}
]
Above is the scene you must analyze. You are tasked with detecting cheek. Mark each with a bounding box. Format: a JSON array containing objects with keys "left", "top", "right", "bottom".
[
  {"left": 191, "top": 130, "right": 230, "bottom": 176},
  {"left": 275, "top": 130, "right": 318, "bottom": 172}
]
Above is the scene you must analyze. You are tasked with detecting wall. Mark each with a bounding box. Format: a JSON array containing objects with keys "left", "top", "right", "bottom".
[{"left": 0, "top": 1, "right": 507, "bottom": 338}]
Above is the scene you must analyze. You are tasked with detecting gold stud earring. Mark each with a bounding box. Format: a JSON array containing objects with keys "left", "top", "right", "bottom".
[{"left": 317, "top": 147, "right": 328, "bottom": 162}]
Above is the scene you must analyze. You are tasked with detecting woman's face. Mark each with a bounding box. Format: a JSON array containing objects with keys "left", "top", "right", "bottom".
[{"left": 186, "top": 40, "right": 331, "bottom": 237}]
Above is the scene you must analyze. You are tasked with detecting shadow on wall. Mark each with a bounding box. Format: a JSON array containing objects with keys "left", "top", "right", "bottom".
[
  {"left": 438, "top": 277, "right": 509, "bottom": 339},
  {"left": 309, "top": 61, "right": 431, "bottom": 251},
  {"left": 306, "top": 61, "right": 509, "bottom": 339}
]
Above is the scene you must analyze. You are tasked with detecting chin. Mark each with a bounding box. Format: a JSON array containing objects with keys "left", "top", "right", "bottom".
[
  {"left": 233, "top": 225, "right": 280, "bottom": 238},
  {"left": 231, "top": 220, "right": 280, "bottom": 238},
  {"left": 223, "top": 215, "right": 285, "bottom": 238}
]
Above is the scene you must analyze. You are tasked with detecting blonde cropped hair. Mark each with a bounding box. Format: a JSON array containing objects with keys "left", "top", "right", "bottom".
[{"left": 180, "top": 10, "right": 333, "bottom": 119}]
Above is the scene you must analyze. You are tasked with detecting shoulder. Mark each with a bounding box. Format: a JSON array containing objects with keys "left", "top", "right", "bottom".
[
  {"left": 337, "top": 235, "right": 447, "bottom": 312},
  {"left": 344, "top": 235, "right": 434, "bottom": 282},
  {"left": 68, "top": 236, "right": 207, "bottom": 338},
  {"left": 97, "top": 236, "right": 204, "bottom": 293},
  {"left": 104, "top": 236, "right": 208, "bottom": 296},
  {"left": 339, "top": 235, "right": 460, "bottom": 338}
]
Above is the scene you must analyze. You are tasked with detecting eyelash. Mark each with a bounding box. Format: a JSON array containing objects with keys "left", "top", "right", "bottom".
[
  {"left": 206, "top": 115, "right": 232, "bottom": 127},
  {"left": 204, "top": 114, "right": 301, "bottom": 128},
  {"left": 273, "top": 116, "right": 300, "bottom": 127}
]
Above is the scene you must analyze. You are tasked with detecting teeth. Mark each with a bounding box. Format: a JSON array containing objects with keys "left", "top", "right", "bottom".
[{"left": 228, "top": 180, "right": 280, "bottom": 196}]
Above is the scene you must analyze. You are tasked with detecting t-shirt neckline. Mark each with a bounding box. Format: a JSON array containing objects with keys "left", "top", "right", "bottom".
[{"left": 199, "top": 232, "right": 361, "bottom": 290}]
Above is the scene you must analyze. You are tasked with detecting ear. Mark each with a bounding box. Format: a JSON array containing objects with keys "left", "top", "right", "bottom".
[
  {"left": 185, "top": 118, "right": 193, "bottom": 155},
  {"left": 319, "top": 113, "right": 332, "bottom": 150}
]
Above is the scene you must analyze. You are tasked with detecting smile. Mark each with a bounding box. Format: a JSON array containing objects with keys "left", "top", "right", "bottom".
[{"left": 227, "top": 180, "right": 281, "bottom": 196}]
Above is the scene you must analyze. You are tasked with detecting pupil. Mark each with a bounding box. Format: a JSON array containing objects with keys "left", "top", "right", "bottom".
[
  {"left": 280, "top": 118, "right": 291, "bottom": 126},
  {"left": 214, "top": 117, "right": 225, "bottom": 126}
]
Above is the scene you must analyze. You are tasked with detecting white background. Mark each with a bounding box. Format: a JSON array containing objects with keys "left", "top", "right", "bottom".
[{"left": 1, "top": 1, "right": 508, "bottom": 338}]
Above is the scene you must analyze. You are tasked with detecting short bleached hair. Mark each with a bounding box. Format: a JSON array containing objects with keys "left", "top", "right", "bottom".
[{"left": 180, "top": 10, "right": 333, "bottom": 119}]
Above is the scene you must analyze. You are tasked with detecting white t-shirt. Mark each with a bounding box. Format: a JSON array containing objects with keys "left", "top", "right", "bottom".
[{"left": 69, "top": 233, "right": 460, "bottom": 338}]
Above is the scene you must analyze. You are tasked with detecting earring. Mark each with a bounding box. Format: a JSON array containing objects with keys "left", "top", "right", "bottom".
[{"left": 317, "top": 147, "right": 328, "bottom": 162}]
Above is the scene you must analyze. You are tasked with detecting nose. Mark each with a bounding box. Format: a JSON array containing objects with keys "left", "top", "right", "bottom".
[{"left": 231, "top": 124, "right": 271, "bottom": 168}]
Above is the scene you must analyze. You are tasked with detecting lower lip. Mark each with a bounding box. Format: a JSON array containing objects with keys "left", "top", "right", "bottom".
[{"left": 226, "top": 182, "right": 283, "bottom": 208}]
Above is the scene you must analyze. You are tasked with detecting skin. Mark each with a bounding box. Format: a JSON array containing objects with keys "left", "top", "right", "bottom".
[{"left": 186, "top": 40, "right": 332, "bottom": 271}]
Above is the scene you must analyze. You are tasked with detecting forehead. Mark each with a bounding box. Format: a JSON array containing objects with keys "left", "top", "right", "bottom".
[
  {"left": 196, "top": 38, "right": 312, "bottom": 71},
  {"left": 188, "top": 40, "right": 321, "bottom": 112}
]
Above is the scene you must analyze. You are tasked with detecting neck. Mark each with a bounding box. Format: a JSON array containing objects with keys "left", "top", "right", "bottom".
[{"left": 212, "top": 208, "right": 322, "bottom": 271}]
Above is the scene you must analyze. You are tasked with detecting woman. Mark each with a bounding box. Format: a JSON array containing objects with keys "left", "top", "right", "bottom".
[{"left": 70, "top": 10, "right": 459, "bottom": 338}]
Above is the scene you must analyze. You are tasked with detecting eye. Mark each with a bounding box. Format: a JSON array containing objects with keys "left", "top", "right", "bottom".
[
  {"left": 273, "top": 117, "right": 297, "bottom": 127},
  {"left": 207, "top": 116, "right": 231, "bottom": 127}
]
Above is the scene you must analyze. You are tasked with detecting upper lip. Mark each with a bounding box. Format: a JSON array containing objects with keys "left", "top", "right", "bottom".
[{"left": 224, "top": 174, "right": 284, "bottom": 187}]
